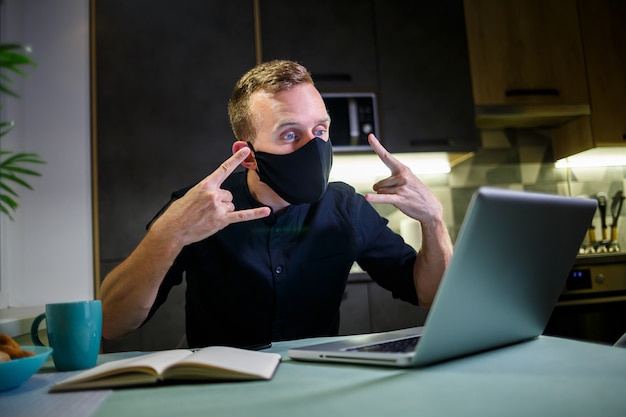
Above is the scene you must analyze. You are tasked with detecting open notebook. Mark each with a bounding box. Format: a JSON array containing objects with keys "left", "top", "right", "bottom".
[{"left": 288, "top": 187, "right": 596, "bottom": 367}]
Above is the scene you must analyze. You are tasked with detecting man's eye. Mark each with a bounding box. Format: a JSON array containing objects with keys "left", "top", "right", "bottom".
[
  {"left": 283, "top": 132, "right": 297, "bottom": 141},
  {"left": 314, "top": 129, "right": 327, "bottom": 137}
]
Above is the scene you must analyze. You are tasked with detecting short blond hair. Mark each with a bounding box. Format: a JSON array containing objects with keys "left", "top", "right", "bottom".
[{"left": 228, "top": 60, "right": 314, "bottom": 142}]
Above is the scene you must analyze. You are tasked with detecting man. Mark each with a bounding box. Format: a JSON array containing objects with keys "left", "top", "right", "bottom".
[{"left": 101, "top": 60, "right": 453, "bottom": 348}]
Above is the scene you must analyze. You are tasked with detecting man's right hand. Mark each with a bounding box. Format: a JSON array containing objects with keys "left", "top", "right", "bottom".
[
  {"left": 100, "top": 147, "right": 271, "bottom": 340},
  {"left": 151, "top": 147, "right": 271, "bottom": 247}
]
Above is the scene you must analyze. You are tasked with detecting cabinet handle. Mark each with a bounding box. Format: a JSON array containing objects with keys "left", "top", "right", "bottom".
[
  {"left": 505, "top": 88, "right": 560, "bottom": 97},
  {"left": 311, "top": 73, "right": 352, "bottom": 82}
]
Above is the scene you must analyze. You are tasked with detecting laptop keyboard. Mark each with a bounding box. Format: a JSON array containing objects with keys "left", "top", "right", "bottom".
[{"left": 347, "top": 336, "right": 420, "bottom": 354}]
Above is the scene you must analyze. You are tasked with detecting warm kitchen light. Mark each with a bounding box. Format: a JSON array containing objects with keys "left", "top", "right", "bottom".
[
  {"left": 330, "top": 152, "right": 451, "bottom": 183},
  {"left": 555, "top": 147, "right": 626, "bottom": 169}
]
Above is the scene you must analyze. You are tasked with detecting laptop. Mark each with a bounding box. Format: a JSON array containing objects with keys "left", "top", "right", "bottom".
[{"left": 288, "top": 187, "right": 597, "bottom": 368}]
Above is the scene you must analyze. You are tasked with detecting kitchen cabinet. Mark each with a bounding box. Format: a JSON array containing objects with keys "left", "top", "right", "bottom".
[
  {"left": 551, "top": 0, "right": 626, "bottom": 160},
  {"left": 373, "top": 0, "right": 478, "bottom": 153},
  {"left": 94, "top": 0, "right": 256, "bottom": 352},
  {"left": 260, "top": 0, "right": 477, "bottom": 153},
  {"left": 258, "top": 0, "right": 378, "bottom": 92},
  {"left": 339, "top": 273, "right": 428, "bottom": 335},
  {"left": 463, "top": 0, "right": 590, "bottom": 128},
  {"left": 339, "top": 280, "right": 371, "bottom": 335},
  {"left": 96, "top": 0, "right": 255, "bottom": 263}
]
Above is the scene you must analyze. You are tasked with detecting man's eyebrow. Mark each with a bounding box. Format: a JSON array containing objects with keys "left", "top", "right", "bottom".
[
  {"left": 275, "top": 121, "right": 299, "bottom": 130},
  {"left": 274, "top": 116, "right": 331, "bottom": 130}
]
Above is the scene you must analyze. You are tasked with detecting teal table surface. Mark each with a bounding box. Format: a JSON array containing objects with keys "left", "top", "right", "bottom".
[{"left": 2, "top": 335, "right": 625, "bottom": 417}]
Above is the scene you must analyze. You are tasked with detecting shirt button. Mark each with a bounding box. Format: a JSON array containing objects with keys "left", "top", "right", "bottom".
[{"left": 274, "top": 265, "right": 283, "bottom": 274}]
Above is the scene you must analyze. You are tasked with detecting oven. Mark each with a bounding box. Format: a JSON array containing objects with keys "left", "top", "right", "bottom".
[
  {"left": 544, "top": 254, "right": 626, "bottom": 345},
  {"left": 321, "top": 92, "right": 379, "bottom": 151}
]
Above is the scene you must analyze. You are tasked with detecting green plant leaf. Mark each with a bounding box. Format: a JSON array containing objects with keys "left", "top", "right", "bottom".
[
  {"left": 0, "top": 180, "right": 19, "bottom": 197},
  {"left": 0, "top": 194, "right": 18, "bottom": 220},
  {"left": 0, "top": 44, "right": 36, "bottom": 98},
  {"left": 0, "top": 206, "right": 14, "bottom": 220},
  {"left": 3, "top": 166, "right": 42, "bottom": 177},
  {"left": 0, "top": 194, "right": 19, "bottom": 209},
  {"left": 0, "top": 151, "right": 45, "bottom": 213},
  {"left": 0, "top": 172, "right": 33, "bottom": 190},
  {"left": 1, "top": 151, "right": 45, "bottom": 165},
  {"left": 0, "top": 42, "right": 42, "bottom": 218},
  {"left": 0, "top": 45, "right": 36, "bottom": 65}
]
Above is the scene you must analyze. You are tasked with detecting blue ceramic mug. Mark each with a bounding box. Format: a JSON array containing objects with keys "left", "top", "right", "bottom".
[{"left": 30, "top": 300, "right": 102, "bottom": 371}]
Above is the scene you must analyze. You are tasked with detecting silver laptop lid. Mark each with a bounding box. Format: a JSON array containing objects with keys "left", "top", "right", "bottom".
[{"left": 411, "top": 187, "right": 597, "bottom": 366}]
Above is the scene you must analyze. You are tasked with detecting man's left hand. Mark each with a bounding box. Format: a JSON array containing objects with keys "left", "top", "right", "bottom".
[{"left": 365, "top": 134, "right": 444, "bottom": 224}]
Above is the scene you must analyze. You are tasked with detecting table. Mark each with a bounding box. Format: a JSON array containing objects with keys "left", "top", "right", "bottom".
[{"left": 2, "top": 335, "right": 625, "bottom": 417}]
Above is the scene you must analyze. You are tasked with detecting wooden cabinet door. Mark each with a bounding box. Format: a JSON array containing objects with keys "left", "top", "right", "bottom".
[
  {"left": 258, "top": 0, "right": 378, "bottom": 92},
  {"left": 464, "top": 0, "right": 589, "bottom": 106},
  {"left": 373, "top": 0, "right": 477, "bottom": 153},
  {"left": 551, "top": 0, "right": 626, "bottom": 160},
  {"left": 578, "top": 0, "right": 626, "bottom": 146}
]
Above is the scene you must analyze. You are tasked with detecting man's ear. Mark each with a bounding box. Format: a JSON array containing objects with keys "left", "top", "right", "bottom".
[{"left": 232, "top": 141, "right": 257, "bottom": 170}]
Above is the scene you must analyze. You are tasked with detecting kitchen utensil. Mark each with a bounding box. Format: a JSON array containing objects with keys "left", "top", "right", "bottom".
[
  {"left": 588, "top": 225, "right": 597, "bottom": 244},
  {"left": 585, "top": 220, "right": 597, "bottom": 254},
  {"left": 610, "top": 190, "right": 624, "bottom": 244},
  {"left": 577, "top": 194, "right": 596, "bottom": 253},
  {"left": 597, "top": 192, "right": 608, "bottom": 241}
]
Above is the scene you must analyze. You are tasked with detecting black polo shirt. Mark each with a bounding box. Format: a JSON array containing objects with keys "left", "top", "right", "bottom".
[{"left": 146, "top": 170, "right": 418, "bottom": 348}]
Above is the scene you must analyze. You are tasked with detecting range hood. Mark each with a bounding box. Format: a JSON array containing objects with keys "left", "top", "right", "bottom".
[{"left": 474, "top": 104, "right": 591, "bottom": 129}]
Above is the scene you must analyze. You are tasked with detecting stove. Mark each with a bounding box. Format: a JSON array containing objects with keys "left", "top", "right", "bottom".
[
  {"left": 560, "top": 255, "right": 626, "bottom": 303},
  {"left": 544, "top": 254, "right": 626, "bottom": 344}
]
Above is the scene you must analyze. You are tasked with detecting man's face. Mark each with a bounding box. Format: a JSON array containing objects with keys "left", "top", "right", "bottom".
[{"left": 249, "top": 83, "right": 331, "bottom": 155}]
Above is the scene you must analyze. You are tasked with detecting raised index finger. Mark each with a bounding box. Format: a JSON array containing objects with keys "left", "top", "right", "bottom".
[
  {"left": 205, "top": 147, "right": 251, "bottom": 188},
  {"left": 368, "top": 134, "right": 403, "bottom": 175}
]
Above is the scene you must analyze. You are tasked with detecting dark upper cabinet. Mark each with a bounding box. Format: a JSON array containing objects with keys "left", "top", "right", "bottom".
[
  {"left": 373, "top": 0, "right": 478, "bottom": 153},
  {"left": 258, "top": 0, "right": 378, "bottom": 92},
  {"left": 95, "top": 0, "right": 256, "bottom": 262},
  {"left": 260, "top": 0, "right": 476, "bottom": 153}
]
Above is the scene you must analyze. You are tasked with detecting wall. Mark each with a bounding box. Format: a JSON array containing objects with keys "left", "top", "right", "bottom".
[
  {"left": 0, "top": 0, "right": 93, "bottom": 308},
  {"left": 376, "top": 128, "right": 625, "bottom": 252}
]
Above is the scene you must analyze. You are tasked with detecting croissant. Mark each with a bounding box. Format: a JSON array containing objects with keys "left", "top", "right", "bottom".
[{"left": 0, "top": 333, "right": 35, "bottom": 361}]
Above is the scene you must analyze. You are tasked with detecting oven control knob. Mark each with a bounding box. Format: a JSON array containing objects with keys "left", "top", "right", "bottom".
[{"left": 595, "top": 273, "right": 605, "bottom": 285}]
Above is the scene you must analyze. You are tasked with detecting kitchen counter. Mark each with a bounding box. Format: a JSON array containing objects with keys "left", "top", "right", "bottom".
[
  {"left": 0, "top": 306, "right": 45, "bottom": 342},
  {"left": 575, "top": 252, "right": 626, "bottom": 265}
]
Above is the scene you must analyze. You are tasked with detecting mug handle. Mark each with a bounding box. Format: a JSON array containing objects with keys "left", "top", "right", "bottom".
[{"left": 30, "top": 313, "right": 47, "bottom": 346}]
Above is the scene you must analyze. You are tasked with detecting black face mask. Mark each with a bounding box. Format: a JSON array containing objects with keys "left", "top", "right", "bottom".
[{"left": 248, "top": 137, "right": 333, "bottom": 205}]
